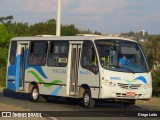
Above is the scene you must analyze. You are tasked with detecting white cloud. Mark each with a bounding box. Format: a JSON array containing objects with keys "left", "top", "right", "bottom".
[
  {"left": 13, "top": 0, "right": 56, "bottom": 13},
  {"left": 13, "top": 0, "right": 127, "bottom": 15},
  {"left": 1, "top": 0, "right": 159, "bottom": 34},
  {"left": 64, "top": 0, "right": 126, "bottom": 15}
]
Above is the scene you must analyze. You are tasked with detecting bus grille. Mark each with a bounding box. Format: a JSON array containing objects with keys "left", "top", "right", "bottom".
[
  {"left": 116, "top": 93, "right": 142, "bottom": 98},
  {"left": 117, "top": 83, "right": 142, "bottom": 90}
]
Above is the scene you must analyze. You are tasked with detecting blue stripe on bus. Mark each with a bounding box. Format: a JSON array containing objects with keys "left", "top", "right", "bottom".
[
  {"left": 134, "top": 76, "right": 147, "bottom": 84},
  {"left": 50, "top": 86, "right": 62, "bottom": 96},
  {"left": 26, "top": 65, "right": 48, "bottom": 79},
  {"left": 8, "top": 55, "right": 21, "bottom": 91}
]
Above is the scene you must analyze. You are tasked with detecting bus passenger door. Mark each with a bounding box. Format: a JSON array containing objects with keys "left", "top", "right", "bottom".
[
  {"left": 69, "top": 44, "right": 81, "bottom": 96},
  {"left": 19, "top": 44, "right": 28, "bottom": 90}
]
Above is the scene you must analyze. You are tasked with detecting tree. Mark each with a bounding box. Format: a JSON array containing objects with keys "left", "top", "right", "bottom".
[
  {"left": 0, "top": 24, "right": 13, "bottom": 47},
  {"left": 6, "top": 22, "right": 30, "bottom": 36},
  {"left": 29, "top": 19, "right": 57, "bottom": 36},
  {"left": 0, "top": 24, "right": 11, "bottom": 87},
  {"left": 128, "top": 31, "right": 135, "bottom": 37},
  {"left": 0, "top": 15, "right": 13, "bottom": 24},
  {"left": 148, "top": 35, "right": 160, "bottom": 68},
  {"left": 142, "top": 35, "right": 160, "bottom": 97},
  {"left": 61, "top": 24, "right": 78, "bottom": 36},
  {"left": 94, "top": 30, "right": 101, "bottom": 35}
]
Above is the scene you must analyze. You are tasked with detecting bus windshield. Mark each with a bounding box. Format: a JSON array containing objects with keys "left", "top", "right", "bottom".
[{"left": 95, "top": 39, "right": 149, "bottom": 73}]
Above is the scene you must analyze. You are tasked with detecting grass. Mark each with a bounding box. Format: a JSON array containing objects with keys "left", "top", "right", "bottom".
[{"left": 136, "top": 97, "right": 160, "bottom": 110}]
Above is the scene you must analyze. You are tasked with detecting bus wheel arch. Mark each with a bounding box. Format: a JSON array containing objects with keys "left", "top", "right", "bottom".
[
  {"left": 79, "top": 84, "right": 95, "bottom": 108},
  {"left": 79, "top": 84, "right": 91, "bottom": 98},
  {"left": 28, "top": 82, "right": 38, "bottom": 93},
  {"left": 29, "top": 82, "right": 47, "bottom": 103}
]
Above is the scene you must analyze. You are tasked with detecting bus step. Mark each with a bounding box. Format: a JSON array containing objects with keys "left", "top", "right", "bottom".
[{"left": 17, "top": 90, "right": 25, "bottom": 93}]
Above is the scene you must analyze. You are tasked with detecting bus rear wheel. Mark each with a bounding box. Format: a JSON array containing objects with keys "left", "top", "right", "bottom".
[
  {"left": 83, "top": 89, "right": 95, "bottom": 108},
  {"left": 31, "top": 86, "right": 47, "bottom": 103}
]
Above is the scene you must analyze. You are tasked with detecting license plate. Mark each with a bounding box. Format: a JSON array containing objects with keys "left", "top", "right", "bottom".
[{"left": 126, "top": 92, "right": 135, "bottom": 97}]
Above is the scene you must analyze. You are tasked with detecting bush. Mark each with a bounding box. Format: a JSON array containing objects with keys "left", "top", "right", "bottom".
[
  {"left": 0, "top": 48, "right": 8, "bottom": 87},
  {"left": 0, "top": 66, "right": 6, "bottom": 87},
  {"left": 152, "top": 70, "right": 160, "bottom": 97},
  {"left": 0, "top": 24, "right": 10, "bottom": 87}
]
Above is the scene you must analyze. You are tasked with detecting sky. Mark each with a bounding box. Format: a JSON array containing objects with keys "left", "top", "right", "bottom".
[{"left": 0, "top": 0, "right": 160, "bottom": 34}]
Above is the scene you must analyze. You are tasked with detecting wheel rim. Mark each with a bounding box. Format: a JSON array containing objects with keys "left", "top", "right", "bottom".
[
  {"left": 32, "top": 88, "right": 38, "bottom": 100},
  {"left": 84, "top": 93, "right": 90, "bottom": 106}
]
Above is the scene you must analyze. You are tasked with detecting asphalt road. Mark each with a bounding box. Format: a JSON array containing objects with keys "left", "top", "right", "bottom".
[{"left": 0, "top": 89, "right": 159, "bottom": 120}]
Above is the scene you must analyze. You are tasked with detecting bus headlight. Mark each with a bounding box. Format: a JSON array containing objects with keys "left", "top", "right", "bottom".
[
  {"left": 103, "top": 79, "right": 116, "bottom": 87},
  {"left": 109, "top": 82, "right": 113, "bottom": 85},
  {"left": 105, "top": 80, "right": 108, "bottom": 83},
  {"left": 108, "top": 81, "right": 116, "bottom": 87},
  {"left": 143, "top": 83, "right": 151, "bottom": 89}
]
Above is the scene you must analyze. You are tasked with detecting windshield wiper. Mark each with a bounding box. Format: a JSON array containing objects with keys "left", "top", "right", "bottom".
[{"left": 121, "top": 66, "right": 135, "bottom": 74}]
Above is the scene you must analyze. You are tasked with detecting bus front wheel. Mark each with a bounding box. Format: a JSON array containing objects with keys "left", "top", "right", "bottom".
[
  {"left": 31, "top": 86, "right": 47, "bottom": 103},
  {"left": 83, "top": 89, "right": 95, "bottom": 108}
]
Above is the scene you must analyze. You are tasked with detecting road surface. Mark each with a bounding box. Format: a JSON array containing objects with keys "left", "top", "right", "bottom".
[{"left": 0, "top": 89, "right": 159, "bottom": 120}]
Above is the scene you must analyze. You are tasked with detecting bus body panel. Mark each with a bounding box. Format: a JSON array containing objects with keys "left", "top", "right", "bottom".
[
  {"left": 99, "top": 68, "right": 152, "bottom": 99},
  {"left": 78, "top": 66, "right": 100, "bottom": 98},
  {"left": 7, "top": 41, "right": 28, "bottom": 92},
  {"left": 24, "top": 63, "right": 68, "bottom": 97},
  {"left": 7, "top": 55, "right": 21, "bottom": 91}
]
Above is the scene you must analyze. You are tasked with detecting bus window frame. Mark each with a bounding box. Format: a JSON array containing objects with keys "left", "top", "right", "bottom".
[
  {"left": 80, "top": 40, "right": 99, "bottom": 75},
  {"left": 47, "top": 41, "right": 69, "bottom": 67},
  {"left": 28, "top": 41, "right": 48, "bottom": 66}
]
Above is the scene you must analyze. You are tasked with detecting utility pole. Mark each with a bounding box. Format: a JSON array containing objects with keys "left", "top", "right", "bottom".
[{"left": 56, "top": 0, "right": 61, "bottom": 36}]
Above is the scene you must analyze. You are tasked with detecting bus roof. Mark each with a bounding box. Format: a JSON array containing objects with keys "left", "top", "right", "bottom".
[{"left": 11, "top": 35, "right": 137, "bottom": 43}]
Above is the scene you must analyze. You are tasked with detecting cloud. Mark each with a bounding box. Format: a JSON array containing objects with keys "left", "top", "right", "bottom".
[
  {"left": 64, "top": 0, "right": 126, "bottom": 15},
  {"left": 13, "top": 0, "right": 56, "bottom": 13},
  {"left": 1, "top": 0, "right": 160, "bottom": 34},
  {"left": 151, "top": 13, "right": 160, "bottom": 21},
  {"left": 60, "top": 0, "right": 128, "bottom": 26}
]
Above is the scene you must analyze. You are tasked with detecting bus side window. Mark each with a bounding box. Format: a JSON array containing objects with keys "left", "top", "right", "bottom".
[
  {"left": 81, "top": 41, "right": 98, "bottom": 74},
  {"left": 9, "top": 41, "right": 17, "bottom": 65},
  {"left": 47, "top": 41, "right": 69, "bottom": 67},
  {"left": 28, "top": 41, "right": 48, "bottom": 66}
]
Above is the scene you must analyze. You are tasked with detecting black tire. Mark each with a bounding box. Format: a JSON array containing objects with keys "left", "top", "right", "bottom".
[
  {"left": 83, "top": 89, "right": 95, "bottom": 108},
  {"left": 31, "top": 86, "right": 47, "bottom": 103}
]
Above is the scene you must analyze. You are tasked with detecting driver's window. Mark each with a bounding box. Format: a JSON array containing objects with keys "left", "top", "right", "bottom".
[{"left": 81, "top": 41, "right": 98, "bottom": 74}]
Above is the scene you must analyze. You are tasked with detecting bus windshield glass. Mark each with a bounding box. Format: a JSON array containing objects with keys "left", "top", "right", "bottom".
[{"left": 95, "top": 39, "right": 149, "bottom": 73}]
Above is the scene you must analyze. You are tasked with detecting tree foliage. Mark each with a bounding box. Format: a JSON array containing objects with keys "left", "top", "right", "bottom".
[
  {"left": 0, "top": 24, "right": 11, "bottom": 87},
  {"left": 61, "top": 24, "right": 78, "bottom": 36},
  {"left": 142, "top": 35, "right": 160, "bottom": 69},
  {"left": 141, "top": 35, "right": 160, "bottom": 97},
  {"left": 121, "top": 31, "right": 149, "bottom": 41},
  {"left": 0, "top": 15, "right": 13, "bottom": 24},
  {"left": 0, "top": 24, "right": 13, "bottom": 47}
]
